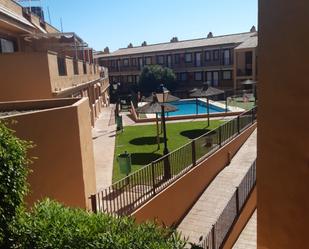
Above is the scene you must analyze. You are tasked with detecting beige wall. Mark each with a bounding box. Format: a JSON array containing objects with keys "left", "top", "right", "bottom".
[
  {"left": 48, "top": 52, "right": 101, "bottom": 92},
  {"left": 0, "top": 98, "right": 96, "bottom": 209},
  {"left": 0, "top": 52, "right": 52, "bottom": 101},
  {"left": 258, "top": 0, "right": 309, "bottom": 248},
  {"left": 132, "top": 124, "right": 256, "bottom": 226}
]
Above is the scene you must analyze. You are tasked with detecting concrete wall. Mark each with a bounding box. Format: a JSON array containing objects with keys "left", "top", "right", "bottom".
[
  {"left": 0, "top": 98, "right": 96, "bottom": 209},
  {"left": 132, "top": 124, "right": 256, "bottom": 226},
  {"left": 258, "top": 0, "right": 309, "bottom": 248}
]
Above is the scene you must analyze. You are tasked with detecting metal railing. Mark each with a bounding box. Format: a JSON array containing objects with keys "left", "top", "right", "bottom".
[
  {"left": 200, "top": 160, "right": 256, "bottom": 249},
  {"left": 90, "top": 107, "right": 257, "bottom": 216}
]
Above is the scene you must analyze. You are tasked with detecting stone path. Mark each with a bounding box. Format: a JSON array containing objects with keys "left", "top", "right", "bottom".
[
  {"left": 232, "top": 210, "right": 257, "bottom": 249},
  {"left": 92, "top": 105, "right": 116, "bottom": 191},
  {"left": 177, "top": 129, "right": 257, "bottom": 245}
]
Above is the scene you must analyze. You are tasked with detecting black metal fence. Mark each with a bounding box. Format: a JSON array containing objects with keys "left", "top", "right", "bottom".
[
  {"left": 90, "top": 107, "right": 257, "bottom": 216},
  {"left": 200, "top": 160, "right": 256, "bottom": 249}
]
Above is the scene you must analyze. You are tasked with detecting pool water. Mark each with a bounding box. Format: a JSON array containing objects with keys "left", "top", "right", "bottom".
[{"left": 166, "top": 100, "right": 227, "bottom": 117}]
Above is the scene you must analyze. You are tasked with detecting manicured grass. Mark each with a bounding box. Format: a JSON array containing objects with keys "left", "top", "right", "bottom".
[{"left": 113, "top": 120, "right": 223, "bottom": 182}]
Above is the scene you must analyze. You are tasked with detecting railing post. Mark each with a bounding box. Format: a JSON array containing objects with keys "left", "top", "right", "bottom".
[
  {"left": 151, "top": 162, "right": 156, "bottom": 196},
  {"left": 251, "top": 108, "right": 254, "bottom": 124},
  {"left": 236, "top": 187, "right": 240, "bottom": 215},
  {"left": 212, "top": 225, "right": 216, "bottom": 249},
  {"left": 191, "top": 140, "right": 196, "bottom": 166},
  {"left": 237, "top": 116, "right": 240, "bottom": 134},
  {"left": 90, "top": 194, "right": 97, "bottom": 213},
  {"left": 219, "top": 126, "right": 222, "bottom": 147}
]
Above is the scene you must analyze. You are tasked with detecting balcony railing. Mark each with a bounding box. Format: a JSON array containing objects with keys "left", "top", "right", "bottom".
[
  {"left": 90, "top": 107, "right": 257, "bottom": 216},
  {"left": 200, "top": 160, "right": 256, "bottom": 249}
]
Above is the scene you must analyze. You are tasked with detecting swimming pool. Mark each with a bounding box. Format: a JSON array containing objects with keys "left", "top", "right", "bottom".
[{"left": 166, "top": 100, "right": 227, "bottom": 117}]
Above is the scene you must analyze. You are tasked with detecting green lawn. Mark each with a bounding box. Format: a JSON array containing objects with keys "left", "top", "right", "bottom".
[{"left": 113, "top": 120, "right": 223, "bottom": 182}]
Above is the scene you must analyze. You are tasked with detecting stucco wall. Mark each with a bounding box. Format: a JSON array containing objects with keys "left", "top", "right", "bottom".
[
  {"left": 132, "top": 124, "right": 256, "bottom": 226},
  {"left": 258, "top": 0, "right": 309, "bottom": 248},
  {"left": 0, "top": 98, "right": 96, "bottom": 209},
  {"left": 0, "top": 52, "right": 52, "bottom": 101}
]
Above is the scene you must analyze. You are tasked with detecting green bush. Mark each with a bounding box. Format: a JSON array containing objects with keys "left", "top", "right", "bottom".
[
  {"left": 0, "top": 122, "right": 31, "bottom": 246},
  {"left": 11, "top": 199, "right": 186, "bottom": 249},
  {"left": 0, "top": 122, "right": 186, "bottom": 249}
]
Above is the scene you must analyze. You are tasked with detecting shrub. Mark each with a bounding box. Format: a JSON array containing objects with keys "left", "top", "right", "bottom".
[
  {"left": 11, "top": 199, "right": 186, "bottom": 249},
  {"left": 0, "top": 122, "right": 31, "bottom": 247}
]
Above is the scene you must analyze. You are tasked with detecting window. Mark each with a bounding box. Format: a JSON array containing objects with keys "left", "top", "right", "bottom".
[
  {"left": 180, "top": 72, "right": 187, "bottom": 81},
  {"left": 223, "top": 49, "right": 231, "bottom": 65},
  {"left": 185, "top": 53, "right": 192, "bottom": 63},
  {"left": 195, "top": 52, "right": 201, "bottom": 67},
  {"left": 213, "top": 71, "right": 219, "bottom": 86},
  {"left": 73, "top": 60, "right": 79, "bottom": 75},
  {"left": 131, "top": 58, "right": 137, "bottom": 66},
  {"left": 213, "top": 50, "right": 219, "bottom": 60},
  {"left": 205, "top": 51, "right": 211, "bottom": 61},
  {"left": 194, "top": 72, "right": 202, "bottom": 81},
  {"left": 206, "top": 71, "right": 212, "bottom": 83},
  {"left": 138, "top": 58, "right": 144, "bottom": 69},
  {"left": 128, "top": 75, "right": 133, "bottom": 83},
  {"left": 145, "top": 57, "right": 152, "bottom": 65},
  {"left": 223, "top": 70, "right": 232, "bottom": 80},
  {"left": 57, "top": 56, "right": 67, "bottom": 76},
  {"left": 174, "top": 54, "right": 180, "bottom": 64},
  {"left": 157, "top": 55, "right": 164, "bottom": 64},
  {"left": 0, "top": 38, "right": 15, "bottom": 53},
  {"left": 123, "top": 58, "right": 129, "bottom": 67},
  {"left": 167, "top": 55, "right": 172, "bottom": 67}
]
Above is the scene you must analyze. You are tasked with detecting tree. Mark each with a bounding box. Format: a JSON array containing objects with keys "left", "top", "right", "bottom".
[{"left": 138, "top": 65, "right": 176, "bottom": 95}]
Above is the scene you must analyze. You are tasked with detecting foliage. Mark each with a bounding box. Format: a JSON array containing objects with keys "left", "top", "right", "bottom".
[
  {"left": 138, "top": 65, "right": 176, "bottom": 94},
  {"left": 0, "top": 122, "right": 31, "bottom": 247},
  {"left": 11, "top": 199, "right": 186, "bottom": 249},
  {"left": 113, "top": 120, "right": 223, "bottom": 181}
]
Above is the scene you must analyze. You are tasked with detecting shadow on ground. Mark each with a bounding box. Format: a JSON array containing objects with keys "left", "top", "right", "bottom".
[
  {"left": 129, "top": 136, "right": 165, "bottom": 145},
  {"left": 180, "top": 129, "right": 210, "bottom": 139},
  {"left": 130, "top": 153, "right": 162, "bottom": 165}
]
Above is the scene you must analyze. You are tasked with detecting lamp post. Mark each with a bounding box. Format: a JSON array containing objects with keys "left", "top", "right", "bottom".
[
  {"left": 156, "top": 84, "right": 177, "bottom": 180},
  {"left": 112, "top": 82, "right": 121, "bottom": 119}
]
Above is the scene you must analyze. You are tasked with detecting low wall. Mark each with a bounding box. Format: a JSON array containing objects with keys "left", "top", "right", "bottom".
[
  {"left": 222, "top": 186, "right": 257, "bottom": 249},
  {"left": 0, "top": 98, "right": 96, "bottom": 209},
  {"left": 132, "top": 124, "right": 256, "bottom": 226}
]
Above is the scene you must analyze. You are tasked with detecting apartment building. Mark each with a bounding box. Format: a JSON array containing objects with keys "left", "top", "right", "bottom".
[
  {"left": 0, "top": 0, "right": 110, "bottom": 124},
  {"left": 96, "top": 28, "right": 257, "bottom": 94}
]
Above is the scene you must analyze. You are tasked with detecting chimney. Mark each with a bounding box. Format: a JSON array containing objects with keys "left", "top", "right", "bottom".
[
  {"left": 170, "top": 37, "right": 179, "bottom": 43},
  {"left": 127, "top": 43, "right": 133, "bottom": 48},
  {"left": 207, "top": 32, "right": 213, "bottom": 38},
  {"left": 141, "top": 41, "right": 147, "bottom": 46},
  {"left": 103, "top": 46, "right": 110, "bottom": 54},
  {"left": 250, "top": 25, "right": 257, "bottom": 32}
]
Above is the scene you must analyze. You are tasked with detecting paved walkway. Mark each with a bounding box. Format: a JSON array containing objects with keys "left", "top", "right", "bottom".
[
  {"left": 232, "top": 210, "right": 257, "bottom": 249},
  {"left": 177, "top": 129, "right": 257, "bottom": 245},
  {"left": 92, "top": 105, "right": 116, "bottom": 190}
]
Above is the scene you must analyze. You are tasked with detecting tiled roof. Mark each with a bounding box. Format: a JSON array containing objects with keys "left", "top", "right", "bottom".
[
  {"left": 96, "top": 31, "right": 257, "bottom": 59},
  {"left": 235, "top": 35, "right": 258, "bottom": 50}
]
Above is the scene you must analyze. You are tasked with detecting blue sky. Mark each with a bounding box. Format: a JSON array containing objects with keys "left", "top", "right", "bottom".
[{"left": 24, "top": 0, "right": 257, "bottom": 52}]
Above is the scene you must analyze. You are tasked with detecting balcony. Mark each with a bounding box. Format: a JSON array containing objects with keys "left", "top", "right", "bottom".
[{"left": 0, "top": 51, "right": 106, "bottom": 101}]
